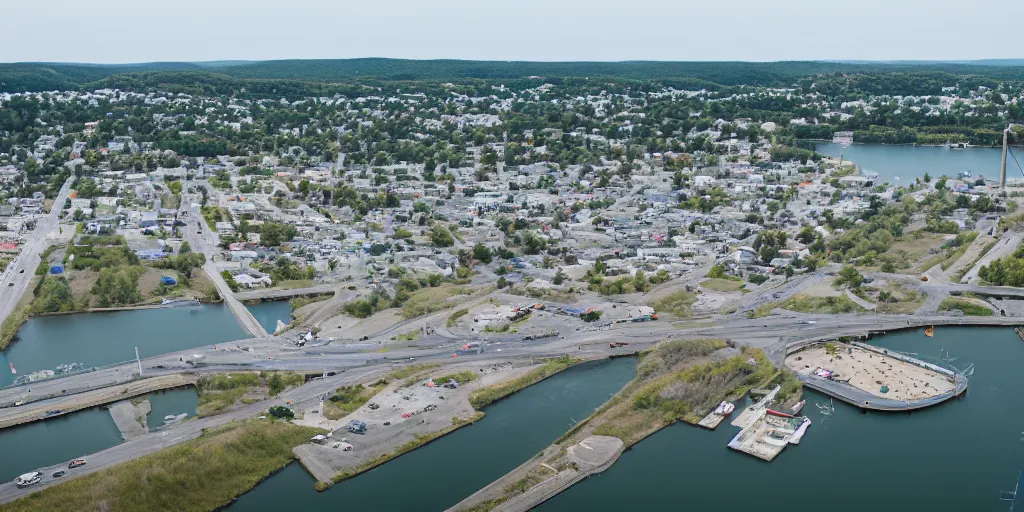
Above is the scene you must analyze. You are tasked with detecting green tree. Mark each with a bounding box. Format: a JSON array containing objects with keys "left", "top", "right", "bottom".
[
  {"left": 834, "top": 265, "right": 864, "bottom": 289},
  {"left": 429, "top": 225, "right": 454, "bottom": 247},
  {"left": 179, "top": 241, "right": 191, "bottom": 254},
  {"left": 472, "top": 243, "right": 492, "bottom": 264}
]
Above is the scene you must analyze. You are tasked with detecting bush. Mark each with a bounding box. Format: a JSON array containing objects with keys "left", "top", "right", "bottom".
[
  {"left": 580, "top": 310, "right": 602, "bottom": 322},
  {"left": 267, "top": 405, "right": 294, "bottom": 419}
]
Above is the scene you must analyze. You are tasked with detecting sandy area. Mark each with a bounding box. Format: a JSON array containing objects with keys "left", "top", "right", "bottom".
[{"left": 786, "top": 344, "right": 954, "bottom": 400}]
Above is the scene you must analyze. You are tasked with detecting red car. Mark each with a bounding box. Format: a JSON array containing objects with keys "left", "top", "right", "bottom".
[{"left": 68, "top": 459, "right": 86, "bottom": 469}]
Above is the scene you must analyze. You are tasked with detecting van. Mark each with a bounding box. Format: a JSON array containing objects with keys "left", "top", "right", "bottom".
[{"left": 15, "top": 471, "right": 42, "bottom": 488}]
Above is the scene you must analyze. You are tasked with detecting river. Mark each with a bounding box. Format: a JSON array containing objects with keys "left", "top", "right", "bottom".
[
  {"left": 815, "top": 143, "right": 1007, "bottom": 183},
  {"left": 227, "top": 357, "right": 638, "bottom": 511},
  {"left": 544, "top": 327, "right": 1021, "bottom": 512},
  {"left": 245, "top": 301, "right": 292, "bottom": 336},
  {"left": 0, "top": 304, "right": 247, "bottom": 388}
]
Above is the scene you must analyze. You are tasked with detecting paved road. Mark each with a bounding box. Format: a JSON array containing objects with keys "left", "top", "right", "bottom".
[
  {"left": 180, "top": 197, "right": 269, "bottom": 338},
  {"left": 235, "top": 284, "right": 338, "bottom": 301},
  {"left": 0, "top": 177, "right": 74, "bottom": 328}
]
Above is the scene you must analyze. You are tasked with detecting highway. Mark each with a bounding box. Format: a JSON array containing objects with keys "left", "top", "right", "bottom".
[{"left": 0, "top": 177, "right": 74, "bottom": 330}]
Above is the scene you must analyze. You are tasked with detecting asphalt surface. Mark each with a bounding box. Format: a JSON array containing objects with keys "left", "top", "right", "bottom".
[{"left": 0, "top": 177, "right": 74, "bottom": 329}]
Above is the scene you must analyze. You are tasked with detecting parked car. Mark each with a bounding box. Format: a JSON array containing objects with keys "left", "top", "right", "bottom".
[
  {"left": 68, "top": 459, "right": 86, "bottom": 469},
  {"left": 15, "top": 472, "right": 42, "bottom": 488},
  {"left": 52, "top": 470, "right": 66, "bottom": 478},
  {"left": 346, "top": 420, "right": 367, "bottom": 434}
]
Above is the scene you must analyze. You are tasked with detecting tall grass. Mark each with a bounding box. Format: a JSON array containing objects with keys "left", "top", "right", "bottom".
[{"left": 469, "top": 356, "right": 578, "bottom": 409}]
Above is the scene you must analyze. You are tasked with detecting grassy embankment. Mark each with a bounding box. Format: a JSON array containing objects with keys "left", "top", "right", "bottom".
[
  {"left": 463, "top": 340, "right": 800, "bottom": 511},
  {"left": 2, "top": 419, "right": 323, "bottom": 512},
  {"left": 326, "top": 357, "right": 580, "bottom": 488},
  {"left": 938, "top": 297, "right": 994, "bottom": 316},
  {"left": 749, "top": 293, "right": 864, "bottom": 318},
  {"left": 197, "top": 371, "right": 306, "bottom": 417}
]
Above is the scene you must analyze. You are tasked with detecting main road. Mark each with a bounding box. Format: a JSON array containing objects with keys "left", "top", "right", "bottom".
[
  {"left": 0, "top": 177, "right": 74, "bottom": 329},
  {"left": 179, "top": 187, "right": 269, "bottom": 338}
]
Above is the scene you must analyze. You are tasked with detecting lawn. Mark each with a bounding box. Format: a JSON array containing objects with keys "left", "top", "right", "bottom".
[
  {"left": 322, "top": 383, "right": 386, "bottom": 420},
  {"left": 2, "top": 420, "right": 323, "bottom": 512},
  {"left": 700, "top": 278, "right": 744, "bottom": 293},
  {"left": 779, "top": 294, "right": 864, "bottom": 315},
  {"left": 648, "top": 290, "right": 697, "bottom": 318}
]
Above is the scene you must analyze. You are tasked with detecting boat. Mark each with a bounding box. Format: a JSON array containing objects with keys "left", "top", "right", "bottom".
[
  {"left": 924, "top": 326, "right": 934, "bottom": 337},
  {"left": 164, "top": 415, "right": 177, "bottom": 421},
  {"left": 958, "top": 170, "right": 973, "bottom": 179},
  {"left": 790, "top": 400, "right": 806, "bottom": 415},
  {"left": 161, "top": 298, "right": 201, "bottom": 308},
  {"left": 1015, "top": 327, "right": 1024, "bottom": 342},
  {"left": 713, "top": 401, "right": 736, "bottom": 416},
  {"left": 8, "top": 362, "right": 14, "bottom": 375},
  {"left": 789, "top": 417, "right": 812, "bottom": 445}
]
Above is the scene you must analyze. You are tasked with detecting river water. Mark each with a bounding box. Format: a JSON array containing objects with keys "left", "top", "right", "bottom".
[
  {"left": 815, "top": 143, "right": 1007, "bottom": 183},
  {"left": 0, "top": 304, "right": 247, "bottom": 388},
  {"left": 545, "top": 327, "right": 1021, "bottom": 512},
  {"left": 246, "top": 301, "right": 292, "bottom": 335},
  {"left": 0, "top": 386, "right": 199, "bottom": 483},
  {"left": 227, "top": 357, "right": 638, "bottom": 511}
]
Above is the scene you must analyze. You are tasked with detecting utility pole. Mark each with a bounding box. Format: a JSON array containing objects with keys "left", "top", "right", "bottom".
[
  {"left": 1001, "top": 126, "right": 1009, "bottom": 191},
  {"left": 135, "top": 346, "right": 142, "bottom": 377}
]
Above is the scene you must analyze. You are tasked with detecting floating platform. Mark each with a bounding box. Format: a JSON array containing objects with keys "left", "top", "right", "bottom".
[
  {"left": 698, "top": 413, "right": 726, "bottom": 430},
  {"left": 727, "top": 393, "right": 810, "bottom": 462}
]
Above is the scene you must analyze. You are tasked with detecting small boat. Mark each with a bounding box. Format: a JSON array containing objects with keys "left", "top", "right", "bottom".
[
  {"left": 924, "top": 326, "right": 934, "bottom": 337},
  {"left": 8, "top": 362, "right": 15, "bottom": 375},
  {"left": 161, "top": 298, "right": 201, "bottom": 308},
  {"left": 164, "top": 415, "right": 177, "bottom": 421},
  {"left": 790, "top": 400, "right": 806, "bottom": 415},
  {"left": 713, "top": 401, "right": 735, "bottom": 416}
]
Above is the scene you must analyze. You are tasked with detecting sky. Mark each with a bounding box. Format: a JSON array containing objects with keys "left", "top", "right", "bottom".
[{"left": 2, "top": 0, "right": 1024, "bottom": 64}]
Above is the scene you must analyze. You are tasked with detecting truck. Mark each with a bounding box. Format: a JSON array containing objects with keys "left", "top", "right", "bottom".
[{"left": 347, "top": 420, "right": 367, "bottom": 435}]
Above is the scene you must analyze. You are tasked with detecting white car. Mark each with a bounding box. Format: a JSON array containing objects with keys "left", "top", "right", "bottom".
[{"left": 15, "top": 471, "right": 42, "bottom": 488}]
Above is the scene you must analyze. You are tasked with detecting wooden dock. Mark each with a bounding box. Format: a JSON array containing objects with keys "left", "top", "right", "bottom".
[{"left": 697, "top": 412, "right": 727, "bottom": 430}]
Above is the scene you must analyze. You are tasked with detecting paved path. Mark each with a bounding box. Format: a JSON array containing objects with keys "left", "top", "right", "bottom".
[
  {"left": 0, "top": 177, "right": 74, "bottom": 330},
  {"left": 962, "top": 231, "right": 1023, "bottom": 284},
  {"left": 844, "top": 289, "right": 877, "bottom": 311}
]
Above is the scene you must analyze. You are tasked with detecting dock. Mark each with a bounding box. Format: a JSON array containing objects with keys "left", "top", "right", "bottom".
[
  {"left": 697, "top": 413, "right": 726, "bottom": 430},
  {"left": 726, "top": 385, "right": 810, "bottom": 462}
]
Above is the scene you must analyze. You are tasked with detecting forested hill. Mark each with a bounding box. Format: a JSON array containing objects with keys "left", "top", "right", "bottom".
[{"left": 4, "top": 58, "right": 1024, "bottom": 93}]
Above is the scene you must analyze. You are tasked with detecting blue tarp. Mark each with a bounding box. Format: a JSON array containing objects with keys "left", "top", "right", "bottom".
[
  {"left": 161, "top": 275, "right": 177, "bottom": 286},
  {"left": 49, "top": 265, "right": 64, "bottom": 275}
]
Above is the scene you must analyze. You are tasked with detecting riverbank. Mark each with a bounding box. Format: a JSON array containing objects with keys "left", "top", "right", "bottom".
[
  {"left": 0, "top": 419, "right": 324, "bottom": 512},
  {"left": 450, "top": 340, "right": 794, "bottom": 512}
]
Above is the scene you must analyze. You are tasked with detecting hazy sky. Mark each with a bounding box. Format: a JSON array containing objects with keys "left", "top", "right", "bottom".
[{"left": 3, "top": 0, "right": 1023, "bottom": 63}]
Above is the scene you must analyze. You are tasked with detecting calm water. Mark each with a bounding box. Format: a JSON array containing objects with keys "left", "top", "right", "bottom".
[
  {"left": 0, "top": 304, "right": 247, "bottom": 387},
  {"left": 146, "top": 387, "right": 199, "bottom": 430},
  {"left": 545, "top": 327, "right": 1021, "bottom": 512},
  {"left": 246, "top": 301, "right": 292, "bottom": 335},
  {"left": 228, "top": 357, "right": 638, "bottom": 511},
  {"left": 815, "top": 142, "right": 1006, "bottom": 183},
  {"left": 0, "top": 406, "right": 121, "bottom": 482}
]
